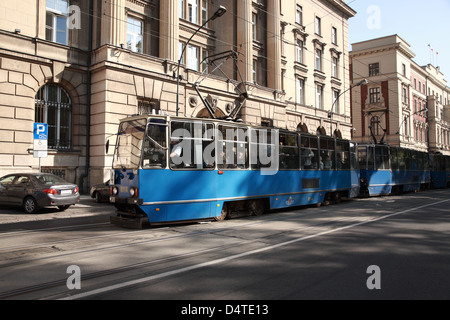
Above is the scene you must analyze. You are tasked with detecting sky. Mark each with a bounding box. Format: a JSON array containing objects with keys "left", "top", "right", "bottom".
[{"left": 347, "top": 0, "right": 450, "bottom": 82}]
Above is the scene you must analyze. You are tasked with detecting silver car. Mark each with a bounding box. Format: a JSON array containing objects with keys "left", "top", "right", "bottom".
[
  {"left": 0, "top": 173, "right": 80, "bottom": 214},
  {"left": 90, "top": 180, "right": 111, "bottom": 203}
]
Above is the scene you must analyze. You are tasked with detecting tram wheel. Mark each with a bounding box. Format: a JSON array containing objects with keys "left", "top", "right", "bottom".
[
  {"left": 334, "top": 192, "right": 342, "bottom": 204},
  {"left": 215, "top": 203, "right": 229, "bottom": 221},
  {"left": 248, "top": 199, "right": 265, "bottom": 216}
]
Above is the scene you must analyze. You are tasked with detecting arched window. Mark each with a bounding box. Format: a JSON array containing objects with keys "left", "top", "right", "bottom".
[
  {"left": 35, "top": 84, "right": 72, "bottom": 150},
  {"left": 370, "top": 116, "right": 381, "bottom": 136},
  {"left": 316, "top": 126, "right": 326, "bottom": 136},
  {"left": 296, "top": 123, "right": 308, "bottom": 133}
]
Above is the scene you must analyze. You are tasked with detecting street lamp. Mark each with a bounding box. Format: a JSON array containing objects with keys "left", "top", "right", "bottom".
[
  {"left": 328, "top": 78, "right": 368, "bottom": 137},
  {"left": 176, "top": 6, "right": 227, "bottom": 116}
]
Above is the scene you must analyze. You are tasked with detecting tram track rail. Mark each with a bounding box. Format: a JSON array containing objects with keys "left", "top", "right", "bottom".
[
  {"left": 1, "top": 191, "right": 448, "bottom": 300},
  {"left": 0, "top": 203, "right": 400, "bottom": 299},
  {"left": 0, "top": 200, "right": 372, "bottom": 268}
]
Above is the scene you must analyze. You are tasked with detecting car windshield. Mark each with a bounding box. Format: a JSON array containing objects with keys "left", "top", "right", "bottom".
[
  {"left": 113, "top": 119, "right": 147, "bottom": 170},
  {"left": 35, "top": 174, "right": 68, "bottom": 185}
]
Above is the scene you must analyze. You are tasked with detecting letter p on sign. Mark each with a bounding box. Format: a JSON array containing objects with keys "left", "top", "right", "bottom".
[{"left": 34, "top": 123, "right": 48, "bottom": 140}]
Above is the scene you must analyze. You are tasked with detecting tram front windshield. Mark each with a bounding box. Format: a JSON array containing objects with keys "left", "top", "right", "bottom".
[{"left": 113, "top": 119, "right": 147, "bottom": 170}]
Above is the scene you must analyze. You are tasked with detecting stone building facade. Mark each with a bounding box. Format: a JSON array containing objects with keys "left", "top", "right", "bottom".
[
  {"left": 0, "top": 0, "right": 356, "bottom": 190},
  {"left": 350, "top": 35, "right": 450, "bottom": 155}
]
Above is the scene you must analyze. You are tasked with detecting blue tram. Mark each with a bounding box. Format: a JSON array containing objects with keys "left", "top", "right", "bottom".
[
  {"left": 358, "top": 144, "right": 431, "bottom": 196},
  {"left": 109, "top": 115, "right": 360, "bottom": 228}
]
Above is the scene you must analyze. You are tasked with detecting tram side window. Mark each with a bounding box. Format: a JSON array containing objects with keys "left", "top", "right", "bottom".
[
  {"left": 218, "top": 125, "right": 248, "bottom": 169},
  {"left": 404, "top": 149, "right": 411, "bottom": 170},
  {"left": 367, "top": 146, "right": 374, "bottom": 170},
  {"left": 375, "top": 146, "right": 389, "bottom": 170},
  {"left": 301, "top": 135, "right": 319, "bottom": 170},
  {"left": 424, "top": 153, "right": 430, "bottom": 171},
  {"left": 439, "top": 155, "right": 445, "bottom": 171},
  {"left": 250, "top": 128, "right": 277, "bottom": 170},
  {"left": 279, "top": 132, "right": 300, "bottom": 170},
  {"left": 397, "top": 149, "right": 406, "bottom": 170},
  {"left": 320, "top": 137, "right": 336, "bottom": 170},
  {"left": 336, "top": 140, "right": 350, "bottom": 170},
  {"left": 142, "top": 120, "right": 167, "bottom": 168},
  {"left": 411, "top": 151, "right": 419, "bottom": 170},
  {"left": 391, "top": 148, "right": 399, "bottom": 170},
  {"left": 358, "top": 146, "right": 368, "bottom": 170},
  {"left": 416, "top": 152, "right": 424, "bottom": 171},
  {"left": 170, "top": 121, "right": 214, "bottom": 169}
]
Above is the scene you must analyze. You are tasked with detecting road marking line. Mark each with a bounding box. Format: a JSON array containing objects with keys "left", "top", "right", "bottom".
[{"left": 60, "top": 198, "right": 450, "bottom": 300}]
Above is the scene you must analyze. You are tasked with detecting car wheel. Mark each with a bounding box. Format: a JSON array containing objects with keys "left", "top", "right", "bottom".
[
  {"left": 94, "top": 192, "right": 102, "bottom": 203},
  {"left": 23, "top": 197, "right": 38, "bottom": 214}
]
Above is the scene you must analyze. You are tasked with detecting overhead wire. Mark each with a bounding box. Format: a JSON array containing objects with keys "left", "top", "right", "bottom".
[{"left": 65, "top": 0, "right": 435, "bottom": 129}]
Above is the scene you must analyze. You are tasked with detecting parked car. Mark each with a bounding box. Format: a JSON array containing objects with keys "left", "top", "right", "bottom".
[
  {"left": 90, "top": 180, "right": 110, "bottom": 203},
  {"left": 0, "top": 173, "right": 80, "bottom": 214}
]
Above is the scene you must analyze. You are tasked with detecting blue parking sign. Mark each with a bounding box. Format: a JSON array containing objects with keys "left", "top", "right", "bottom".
[{"left": 34, "top": 123, "right": 48, "bottom": 141}]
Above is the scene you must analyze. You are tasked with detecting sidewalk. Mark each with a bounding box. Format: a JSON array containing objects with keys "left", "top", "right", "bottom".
[{"left": 0, "top": 195, "right": 115, "bottom": 225}]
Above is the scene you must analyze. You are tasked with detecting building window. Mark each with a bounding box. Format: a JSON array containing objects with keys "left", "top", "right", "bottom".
[
  {"left": 402, "top": 87, "right": 408, "bottom": 104},
  {"left": 297, "top": 78, "right": 304, "bottom": 104},
  {"left": 179, "top": 42, "right": 202, "bottom": 72},
  {"left": 138, "top": 98, "right": 160, "bottom": 115},
  {"left": 370, "top": 116, "right": 381, "bottom": 136},
  {"left": 252, "top": 12, "right": 257, "bottom": 41},
  {"left": 188, "top": 0, "right": 199, "bottom": 24},
  {"left": 315, "top": 16, "right": 321, "bottom": 35},
  {"left": 252, "top": 59, "right": 257, "bottom": 83},
  {"left": 369, "top": 87, "right": 381, "bottom": 103},
  {"left": 127, "top": 16, "right": 143, "bottom": 53},
  {"left": 369, "top": 63, "right": 380, "bottom": 76},
  {"left": 46, "top": 0, "right": 69, "bottom": 45},
  {"left": 180, "top": 0, "right": 207, "bottom": 26},
  {"left": 331, "top": 27, "right": 337, "bottom": 45},
  {"left": 315, "top": 49, "right": 322, "bottom": 71},
  {"left": 296, "top": 40, "right": 303, "bottom": 63},
  {"left": 332, "top": 57, "right": 338, "bottom": 78},
  {"left": 179, "top": 0, "right": 185, "bottom": 19},
  {"left": 187, "top": 44, "right": 199, "bottom": 71},
  {"left": 179, "top": 42, "right": 185, "bottom": 65},
  {"left": 261, "top": 118, "right": 273, "bottom": 127},
  {"left": 201, "top": 48, "right": 209, "bottom": 73},
  {"left": 404, "top": 117, "right": 409, "bottom": 136},
  {"left": 201, "top": 0, "right": 208, "bottom": 24},
  {"left": 296, "top": 5, "right": 303, "bottom": 25},
  {"left": 35, "top": 84, "right": 72, "bottom": 150},
  {"left": 333, "top": 90, "right": 340, "bottom": 114},
  {"left": 316, "top": 84, "right": 323, "bottom": 109}
]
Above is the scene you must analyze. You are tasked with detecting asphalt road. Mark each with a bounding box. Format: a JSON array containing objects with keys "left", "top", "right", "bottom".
[
  {"left": 90, "top": 191, "right": 450, "bottom": 301},
  {"left": 0, "top": 189, "right": 449, "bottom": 306}
]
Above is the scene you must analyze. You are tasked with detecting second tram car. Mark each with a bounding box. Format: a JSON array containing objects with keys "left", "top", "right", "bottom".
[
  {"left": 109, "top": 115, "right": 360, "bottom": 228},
  {"left": 358, "top": 144, "right": 431, "bottom": 196}
]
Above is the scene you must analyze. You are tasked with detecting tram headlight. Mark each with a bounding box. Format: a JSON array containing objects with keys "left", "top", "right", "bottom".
[
  {"left": 111, "top": 186, "right": 119, "bottom": 196},
  {"left": 129, "top": 187, "right": 138, "bottom": 198}
]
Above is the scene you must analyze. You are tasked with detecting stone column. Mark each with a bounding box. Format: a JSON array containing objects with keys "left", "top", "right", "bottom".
[
  {"left": 236, "top": 0, "right": 253, "bottom": 82},
  {"left": 101, "top": 0, "right": 126, "bottom": 47},
  {"left": 160, "top": 0, "right": 179, "bottom": 62},
  {"left": 267, "top": 0, "right": 281, "bottom": 91}
]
